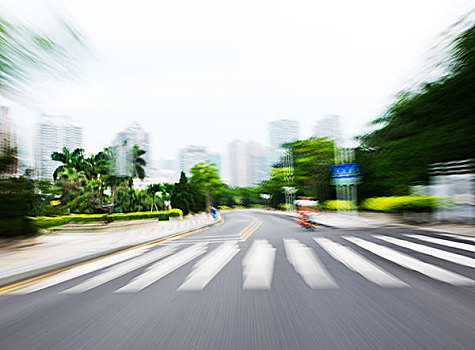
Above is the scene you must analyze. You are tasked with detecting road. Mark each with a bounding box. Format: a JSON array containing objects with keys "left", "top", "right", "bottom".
[{"left": 0, "top": 211, "right": 474, "bottom": 349}]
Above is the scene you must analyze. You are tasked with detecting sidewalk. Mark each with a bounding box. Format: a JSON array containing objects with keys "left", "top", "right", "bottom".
[
  {"left": 251, "top": 209, "right": 375, "bottom": 229},
  {"left": 0, "top": 214, "right": 217, "bottom": 287},
  {"left": 252, "top": 209, "right": 474, "bottom": 236}
]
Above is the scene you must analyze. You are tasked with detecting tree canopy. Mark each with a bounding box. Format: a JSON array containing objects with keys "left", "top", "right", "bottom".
[
  {"left": 0, "top": 12, "right": 85, "bottom": 98},
  {"left": 190, "top": 161, "right": 222, "bottom": 211},
  {"left": 356, "top": 20, "right": 475, "bottom": 198}
]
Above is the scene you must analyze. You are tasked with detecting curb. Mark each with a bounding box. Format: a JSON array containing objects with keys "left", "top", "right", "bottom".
[{"left": 0, "top": 215, "right": 222, "bottom": 290}]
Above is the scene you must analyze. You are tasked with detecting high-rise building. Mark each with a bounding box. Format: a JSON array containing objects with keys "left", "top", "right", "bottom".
[
  {"left": 268, "top": 119, "right": 299, "bottom": 166},
  {"left": 113, "top": 122, "right": 151, "bottom": 174},
  {"left": 314, "top": 115, "right": 341, "bottom": 143},
  {"left": 246, "top": 141, "right": 268, "bottom": 186},
  {"left": 0, "top": 106, "right": 17, "bottom": 178},
  {"left": 178, "top": 145, "right": 207, "bottom": 177},
  {"left": 35, "top": 114, "right": 82, "bottom": 180},
  {"left": 227, "top": 139, "right": 248, "bottom": 187},
  {"left": 206, "top": 153, "right": 222, "bottom": 175}
]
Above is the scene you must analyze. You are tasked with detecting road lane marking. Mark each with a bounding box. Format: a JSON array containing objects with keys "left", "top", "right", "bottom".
[
  {"left": 238, "top": 218, "right": 261, "bottom": 241},
  {"left": 242, "top": 221, "right": 262, "bottom": 241},
  {"left": 242, "top": 239, "right": 276, "bottom": 289},
  {"left": 11, "top": 246, "right": 150, "bottom": 295},
  {"left": 61, "top": 246, "right": 178, "bottom": 294},
  {"left": 314, "top": 238, "right": 408, "bottom": 288},
  {"left": 344, "top": 237, "right": 475, "bottom": 286},
  {"left": 178, "top": 242, "right": 240, "bottom": 291},
  {"left": 115, "top": 243, "right": 208, "bottom": 293},
  {"left": 374, "top": 235, "right": 475, "bottom": 269},
  {"left": 238, "top": 218, "right": 258, "bottom": 239},
  {"left": 284, "top": 239, "right": 338, "bottom": 289},
  {"left": 404, "top": 234, "right": 475, "bottom": 253}
]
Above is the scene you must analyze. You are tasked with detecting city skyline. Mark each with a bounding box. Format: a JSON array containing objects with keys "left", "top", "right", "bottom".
[
  {"left": 35, "top": 114, "right": 83, "bottom": 180},
  {"left": 2, "top": 108, "right": 382, "bottom": 186},
  {"left": 6, "top": 108, "right": 347, "bottom": 182},
  {"left": 1, "top": 0, "right": 471, "bottom": 168}
]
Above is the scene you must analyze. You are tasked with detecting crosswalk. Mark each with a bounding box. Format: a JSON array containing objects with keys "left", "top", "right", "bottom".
[
  {"left": 284, "top": 239, "right": 337, "bottom": 289},
  {"left": 9, "top": 234, "right": 475, "bottom": 295},
  {"left": 345, "top": 236, "right": 474, "bottom": 286},
  {"left": 314, "top": 238, "right": 408, "bottom": 288}
]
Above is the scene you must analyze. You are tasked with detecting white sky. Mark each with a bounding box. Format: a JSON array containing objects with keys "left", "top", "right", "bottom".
[{"left": 1, "top": 0, "right": 473, "bottom": 164}]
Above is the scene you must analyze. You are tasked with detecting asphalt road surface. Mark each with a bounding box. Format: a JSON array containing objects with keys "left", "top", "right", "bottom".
[{"left": 1, "top": 211, "right": 474, "bottom": 350}]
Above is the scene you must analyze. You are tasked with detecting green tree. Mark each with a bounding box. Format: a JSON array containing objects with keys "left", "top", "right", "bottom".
[
  {"left": 289, "top": 138, "right": 335, "bottom": 201},
  {"left": 257, "top": 168, "right": 287, "bottom": 209},
  {"left": 0, "top": 147, "right": 17, "bottom": 177},
  {"left": 128, "top": 145, "right": 146, "bottom": 188},
  {"left": 0, "top": 13, "right": 85, "bottom": 97},
  {"left": 51, "top": 147, "right": 93, "bottom": 180},
  {"left": 190, "top": 161, "right": 222, "bottom": 212},
  {"left": 147, "top": 183, "right": 163, "bottom": 211},
  {"left": 171, "top": 172, "right": 192, "bottom": 215},
  {"left": 171, "top": 172, "right": 206, "bottom": 215},
  {"left": 0, "top": 178, "right": 39, "bottom": 236},
  {"left": 55, "top": 167, "right": 88, "bottom": 206},
  {"left": 356, "top": 20, "right": 475, "bottom": 199},
  {"left": 214, "top": 184, "right": 237, "bottom": 207},
  {"left": 258, "top": 137, "right": 335, "bottom": 208},
  {"left": 234, "top": 187, "right": 261, "bottom": 207}
]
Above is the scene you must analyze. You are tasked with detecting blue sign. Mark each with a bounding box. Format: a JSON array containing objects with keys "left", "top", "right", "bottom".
[{"left": 331, "top": 163, "right": 361, "bottom": 185}]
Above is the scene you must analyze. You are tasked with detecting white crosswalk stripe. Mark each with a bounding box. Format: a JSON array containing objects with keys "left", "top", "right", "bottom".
[
  {"left": 61, "top": 246, "right": 178, "bottom": 294},
  {"left": 284, "top": 239, "right": 338, "bottom": 289},
  {"left": 115, "top": 243, "right": 208, "bottom": 293},
  {"left": 344, "top": 236, "right": 475, "bottom": 286},
  {"left": 178, "top": 242, "right": 240, "bottom": 291},
  {"left": 242, "top": 239, "right": 276, "bottom": 289},
  {"left": 314, "top": 238, "right": 408, "bottom": 288},
  {"left": 438, "top": 234, "right": 475, "bottom": 243},
  {"left": 374, "top": 235, "right": 475, "bottom": 269},
  {"left": 404, "top": 234, "right": 475, "bottom": 253},
  {"left": 11, "top": 246, "right": 150, "bottom": 295},
  {"left": 9, "top": 234, "right": 475, "bottom": 296}
]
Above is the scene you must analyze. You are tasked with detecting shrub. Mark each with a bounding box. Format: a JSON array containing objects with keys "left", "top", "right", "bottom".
[
  {"left": 320, "top": 200, "right": 356, "bottom": 210},
  {"left": 27, "top": 209, "right": 183, "bottom": 230},
  {"left": 218, "top": 205, "right": 231, "bottom": 210},
  {"left": 0, "top": 178, "right": 40, "bottom": 236},
  {"left": 360, "top": 196, "right": 439, "bottom": 213},
  {"left": 168, "top": 209, "right": 183, "bottom": 217}
]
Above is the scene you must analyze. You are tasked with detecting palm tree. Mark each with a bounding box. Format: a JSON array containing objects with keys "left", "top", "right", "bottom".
[
  {"left": 51, "top": 147, "right": 72, "bottom": 180},
  {"left": 56, "top": 167, "right": 88, "bottom": 204},
  {"left": 147, "top": 183, "right": 163, "bottom": 211},
  {"left": 51, "top": 147, "right": 93, "bottom": 180},
  {"left": 128, "top": 145, "right": 146, "bottom": 188}
]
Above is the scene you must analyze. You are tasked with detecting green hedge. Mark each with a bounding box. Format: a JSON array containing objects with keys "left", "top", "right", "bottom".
[
  {"left": 27, "top": 209, "right": 183, "bottom": 230},
  {"left": 360, "top": 196, "right": 439, "bottom": 213},
  {"left": 319, "top": 200, "right": 357, "bottom": 210}
]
